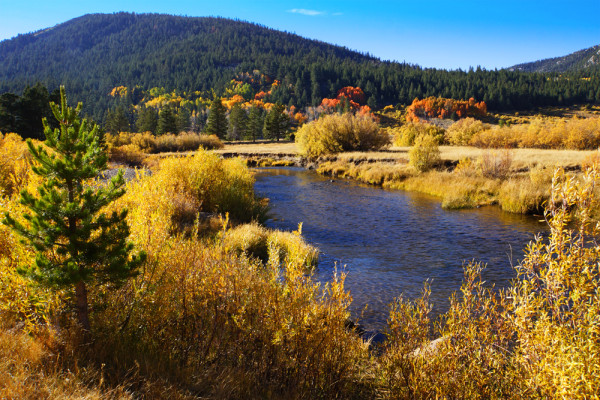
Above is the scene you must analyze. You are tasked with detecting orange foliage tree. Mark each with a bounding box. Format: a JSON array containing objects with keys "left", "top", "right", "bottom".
[
  {"left": 319, "top": 87, "right": 373, "bottom": 117},
  {"left": 406, "top": 97, "right": 487, "bottom": 122}
]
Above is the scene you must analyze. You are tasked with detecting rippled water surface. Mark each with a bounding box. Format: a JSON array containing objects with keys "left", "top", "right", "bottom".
[{"left": 254, "top": 167, "right": 546, "bottom": 331}]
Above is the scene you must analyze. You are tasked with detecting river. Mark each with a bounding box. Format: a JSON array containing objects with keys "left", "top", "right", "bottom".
[{"left": 254, "top": 167, "right": 547, "bottom": 331}]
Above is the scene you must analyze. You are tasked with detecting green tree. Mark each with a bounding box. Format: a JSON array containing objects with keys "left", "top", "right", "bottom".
[
  {"left": 135, "top": 106, "right": 158, "bottom": 134},
  {"left": 106, "top": 106, "right": 130, "bottom": 134},
  {"left": 227, "top": 103, "right": 248, "bottom": 140},
  {"left": 247, "top": 106, "right": 264, "bottom": 142},
  {"left": 205, "top": 96, "right": 228, "bottom": 139},
  {"left": 263, "top": 103, "right": 288, "bottom": 141},
  {"left": 176, "top": 106, "right": 191, "bottom": 133},
  {"left": 2, "top": 87, "right": 145, "bottom": 332},
  {"left": 157, "top": 106, "right": 177, "bottom": 135}
]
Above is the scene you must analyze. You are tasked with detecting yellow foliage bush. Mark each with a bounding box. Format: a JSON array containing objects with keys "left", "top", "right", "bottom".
[
  {"left": 392, "top": 121, "right": 445, "bottom": 146},
  {"left": 445, "top": 117, "right": 486, "bottom": 145},
  {"left": 296, "top": 113, "right": 390, "bottom": 158},
  {"left": 507, "top": 166, "right": 600, "bottom": 397},
  {"left": 116, "top": 150, "right": 267, "bottom": 234},
  {"left": 498, "top": 177, "right": 549, "bottom": 214},
  {"left": 379, "top": 165, "right": 600, "bottom": 398},
  {"left": 1, "top": 194, "right": 63, "bottom": 332},
  {"left": 222, "top": 222, "right": 318, "bottom": 270},
  {"left": 91, "top": 225, "right": 367, "bottom": 397},
  {"left": 408, "top": 134, "right": 441, "bottom": 172},
  {"left": 108, "top": 144, "right": 147, "bottom": 166},
  {"left": 470, "top": 116, "right": 600, "bottom": 150}
]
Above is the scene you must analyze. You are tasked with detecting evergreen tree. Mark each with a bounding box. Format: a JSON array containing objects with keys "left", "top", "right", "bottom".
[
  {"left": 227, "top": 103, "right": 248, "bottom": 141},
  {"left": 157, "top": 106, "right": 177, "bottom": 135},
  {"left": 135, "top": 106, "right": 158, "bottom": 134},
  {"left": 176, "top": 106, "right": 191, "bottom": 133},
  {"left": 263, "top": 103, "right": 288, "bottom": 141},
  {"left": 247, "top": 106, "right": 264, "bottom": 142},
  {"left": 205, "top": 96, "right": 228, "bottom": 139},
  {"left": 19, "top": 83, "right": 54, "bottom": 140},
  {"left": 106, "top": 106, "right": 130, "bottom": 133},
  {"left": 2, "top": 87, "right": 145, "bottom": 332}
]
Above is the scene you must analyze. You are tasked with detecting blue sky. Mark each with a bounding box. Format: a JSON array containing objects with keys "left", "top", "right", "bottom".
[{"left": 0, "top": 0, "right": 598, "bottom": 70}]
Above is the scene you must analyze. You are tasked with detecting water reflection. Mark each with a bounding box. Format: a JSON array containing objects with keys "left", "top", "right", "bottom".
[{"left": 254, "top": 167, "right": 547, "bottom": 331}]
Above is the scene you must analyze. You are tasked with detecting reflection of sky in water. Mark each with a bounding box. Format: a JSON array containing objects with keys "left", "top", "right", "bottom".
[{"left": 254, "top": 167, "right": 547, "bottom": 331}]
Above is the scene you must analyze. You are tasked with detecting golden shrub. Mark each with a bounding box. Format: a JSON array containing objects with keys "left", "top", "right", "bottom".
[
  {"left": 222, "top": 222, "right": 318, "bottom": 270},
  {"left": 296, "top": 113, "right": 390, "bottom": 158},
  {"left": 408, "top": 134, "right": 441, "bottom": 172},
  {"left": 108, "top": 144, "right": 147, "bottom": 166},
  {"left": 392, "top": 121, "right": 445, "bottom": 146},
  {"left": 507, "top": 166, "right": 600, "bottom": 397},
  {"left": 470, "top": 116, "right": 600, "bottom": 150},
  {"left": 445, "top": 117, "right": 486, "bottom": 145}
]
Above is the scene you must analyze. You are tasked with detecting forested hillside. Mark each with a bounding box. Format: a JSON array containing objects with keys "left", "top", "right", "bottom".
[
  {"left": 0, "top": 12, "right": 599, "bottom": 123},
  {"left": 510, "top": 44, "right": 600, "bottom": 73}
]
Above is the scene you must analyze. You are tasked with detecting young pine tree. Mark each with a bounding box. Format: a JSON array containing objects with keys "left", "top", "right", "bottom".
[
  {"left": 263, "top": 103, "right": 288, "bottom": 142},
  {"left": 157, "top": 106, "right": 178, "bottom": 135},
  {"left": 247, "top": 106, "right": 264, "bottom": 142},
  {"left": 2, "top": 87, "right": 145, "bottom": 332},
  {"left": 227, "top": 103, "right": 248, "bottom": 141},
  {"left": 205, "top": 96, "right": 228, "bottom": 139}
]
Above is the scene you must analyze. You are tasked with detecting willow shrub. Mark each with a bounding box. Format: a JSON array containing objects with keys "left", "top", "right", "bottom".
[
  {"left": 408, "top": 134, "right": 441, "bottom": 172},
  {"left": 0, "top": 150, "right": 62, "bottom": 332},
  {"left": 392, "top": 121, "right": 445, "bottom": 147},
  {"left": 445, "top": 117, "right": 486, "bottom": 145},
  {"left": 508, "top": 166, "right": 600, "bottom": 398},
  {"left": 470, "top": 116, "right": 600, "bottom": 150},
  {"left": 379, "top": 165, "right": 600, "bottom": 399},
  {"left": 296, "top": 113, "right": 390, "bottom": 158},
  {"left": 124, "top": 150, "right": 267, "bottom": 226},
  {"left": 222, "top": 222, "right": 319, "bottom": 270}
]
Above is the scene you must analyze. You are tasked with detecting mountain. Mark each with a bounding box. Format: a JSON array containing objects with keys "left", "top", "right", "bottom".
[
  {"left": 0, "top": 12, "right": 599, "bottom": 122},
  {"left": 510, "top": 44, "right": 600, "bottom": 73}
]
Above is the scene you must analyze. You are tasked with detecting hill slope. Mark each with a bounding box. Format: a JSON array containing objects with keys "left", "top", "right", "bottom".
[
  {"left": 510, "top": 44, "right": 600, "bottom": 73},
  {"left": 0, "top": 12, "right": 599, "bottom": 121}
]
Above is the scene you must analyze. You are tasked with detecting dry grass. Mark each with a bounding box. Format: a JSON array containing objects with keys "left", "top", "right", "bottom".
[
  {"left": 214, "top": 141, "right": 298, "bottom": 155},
  {"left": 0, "top": 328, "right": 134, "bottom": 400},
  {"left": 315, "top": 146, "right": 594, "bottom": 171}
]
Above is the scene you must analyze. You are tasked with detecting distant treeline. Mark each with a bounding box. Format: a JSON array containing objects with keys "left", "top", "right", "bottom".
[{"left": 0, "top": 13, "right": 599, "bottom": 125}]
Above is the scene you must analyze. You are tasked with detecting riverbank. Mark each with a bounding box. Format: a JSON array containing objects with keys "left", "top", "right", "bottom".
[{"left": 213, "top": 141, "right": 596, "bottom": 214}]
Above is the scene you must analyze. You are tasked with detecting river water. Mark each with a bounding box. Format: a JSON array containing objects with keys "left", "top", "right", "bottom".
[{"left": 254, "top": 167, "right": 547, "bottom": 331}]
